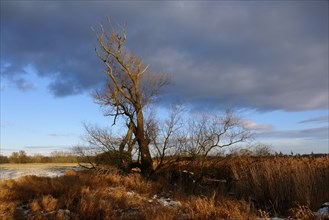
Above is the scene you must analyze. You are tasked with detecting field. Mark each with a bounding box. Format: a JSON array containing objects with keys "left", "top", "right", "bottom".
[{"left": 0, "top": 156, "right": 328, "bottom": 220}]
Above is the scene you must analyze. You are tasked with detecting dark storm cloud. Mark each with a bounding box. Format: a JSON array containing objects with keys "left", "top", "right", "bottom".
[
  {"left": 1, "top": 1, "right": 328, "bottom": 111},
  {"left": 1, "top": 1, "right": 107, "bottom": 95}
]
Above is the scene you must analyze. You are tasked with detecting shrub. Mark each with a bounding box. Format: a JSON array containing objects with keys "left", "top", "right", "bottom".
[{"left": 95, "top": 150, "right": 132, "bottom": 171}]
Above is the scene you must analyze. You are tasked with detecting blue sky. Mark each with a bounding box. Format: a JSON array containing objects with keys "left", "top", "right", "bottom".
[{"left": 1, "top": 1, "right": 328, "bottom": 156}]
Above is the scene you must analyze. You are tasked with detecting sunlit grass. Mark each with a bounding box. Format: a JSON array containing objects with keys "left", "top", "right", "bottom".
[
  {"left": 0, "top": 167, "right": 257, "bottom": 219},
  {"left": 1, "top": 156, "right": 328, "bottom": 219}
]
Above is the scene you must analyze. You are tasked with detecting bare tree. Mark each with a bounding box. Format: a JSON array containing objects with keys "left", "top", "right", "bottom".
[
  {"left": 93, "top": 17, "right": 169, "bottom": 175},
  {"left": 147, "top": 103, "right": 184, "bottom": 172},
  {"left": 253, "top": 143, "right": 273, "bottom": 156},
  {"left": 72, "top": 145, "right": 97, "bottom": 169},
  {"left": 82, "top": 123, "right": 120, "bottom": 152},
  {"left": 78, "top": 122, "right": 136, "bottom": 171},
  {"left": 179, "top": 110, "right": 252, "bottom": 179}
]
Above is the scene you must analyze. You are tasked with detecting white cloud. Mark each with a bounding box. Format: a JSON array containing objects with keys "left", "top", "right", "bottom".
[
  {"left": 48, "top": 133, "right": 76, "bottom": 137},
  {"left": 242, "top": 119, "right": 273, "bottom": 131}
]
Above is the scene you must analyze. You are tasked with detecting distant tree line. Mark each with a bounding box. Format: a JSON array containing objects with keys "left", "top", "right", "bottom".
[{"left": 0, "top": 150, "right": 82, "bottom": 164}]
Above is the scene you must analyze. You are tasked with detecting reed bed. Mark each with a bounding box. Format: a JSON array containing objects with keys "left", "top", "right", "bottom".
[{"left": 1, "top": 155, "right": 327, "bottom": 219}]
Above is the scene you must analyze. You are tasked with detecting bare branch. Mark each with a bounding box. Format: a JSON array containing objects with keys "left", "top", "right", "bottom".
[{"left": 93, "top": 18, "right": 170, "bottom": 174}]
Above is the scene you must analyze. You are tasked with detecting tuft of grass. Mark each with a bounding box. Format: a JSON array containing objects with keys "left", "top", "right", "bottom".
[
  {"left": 258, "top": 209, "right": 271, "bottom": 220},
  {"left": 184, "top": 194, "right": 255, "bottom": 220},
  {"left": 30, "top": 195, "right": 58, "bottom": 212},
  {"left": 289, "top": 204, "right": 315, "bottom": 220}
]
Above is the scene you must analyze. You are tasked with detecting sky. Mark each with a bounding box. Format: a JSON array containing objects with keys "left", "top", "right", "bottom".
[{"left": 1, "top": 1, "right": 328, "bottom": 156}]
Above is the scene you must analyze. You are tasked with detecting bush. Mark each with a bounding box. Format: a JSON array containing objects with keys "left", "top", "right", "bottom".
[{"left": 95, "top": 150, "right": 132, "bottom": 171}]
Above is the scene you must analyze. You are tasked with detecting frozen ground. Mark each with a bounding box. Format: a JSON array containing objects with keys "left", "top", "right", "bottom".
[{"left": 0, "top": 164, "right": 84, "bottom": 180}]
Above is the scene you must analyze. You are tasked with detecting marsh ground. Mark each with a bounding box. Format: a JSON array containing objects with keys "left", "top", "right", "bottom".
[{"left": 0, "top": 156, "right": 328, "bottom": 219}]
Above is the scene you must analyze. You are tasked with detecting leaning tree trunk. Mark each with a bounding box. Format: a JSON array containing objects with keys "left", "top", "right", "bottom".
[{"left": 135, "top": 109, "right": 153, "bottom": 175}]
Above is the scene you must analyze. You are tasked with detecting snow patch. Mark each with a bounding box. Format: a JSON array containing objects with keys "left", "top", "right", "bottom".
[
  {"left": 148, "top": 194, "right": 181, "bottom": 207},
  {"left": 316, "top": 202, "right": 329, "bottom": 219}
]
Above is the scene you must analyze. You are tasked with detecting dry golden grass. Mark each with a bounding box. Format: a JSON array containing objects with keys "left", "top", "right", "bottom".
[
  {"left": 258, "top": 209, "right": 271, "bottom": 220},
  {"left": 0, "top": 168, "right": 257, "bottom": 219},
  {"left": 30, "top": 195, "right": 58, "bottom": 212},
  {"left": 1, "top": 155, "right": 327, "bottom": 219},
  {"left": 228, "top": 156, "right": 329, "bottom": 214},
  {"left": 172, "top": 155, "right": 329, "bottom": 216},
  {"left": 289, "top": 204, "right": 315, "bottom": 220},
  {"left": 184, "top": 194, "right": 255, "bottom": 220}
]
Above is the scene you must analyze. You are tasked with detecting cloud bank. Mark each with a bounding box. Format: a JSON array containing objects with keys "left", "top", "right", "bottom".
[{"left": 1, "top": 1, "right": 328, "bottom": 111}]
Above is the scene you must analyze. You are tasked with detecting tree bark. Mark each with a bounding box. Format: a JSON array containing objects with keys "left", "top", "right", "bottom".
[{"left": 135, "top": 108, "right": 153, "bottom": 175}]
